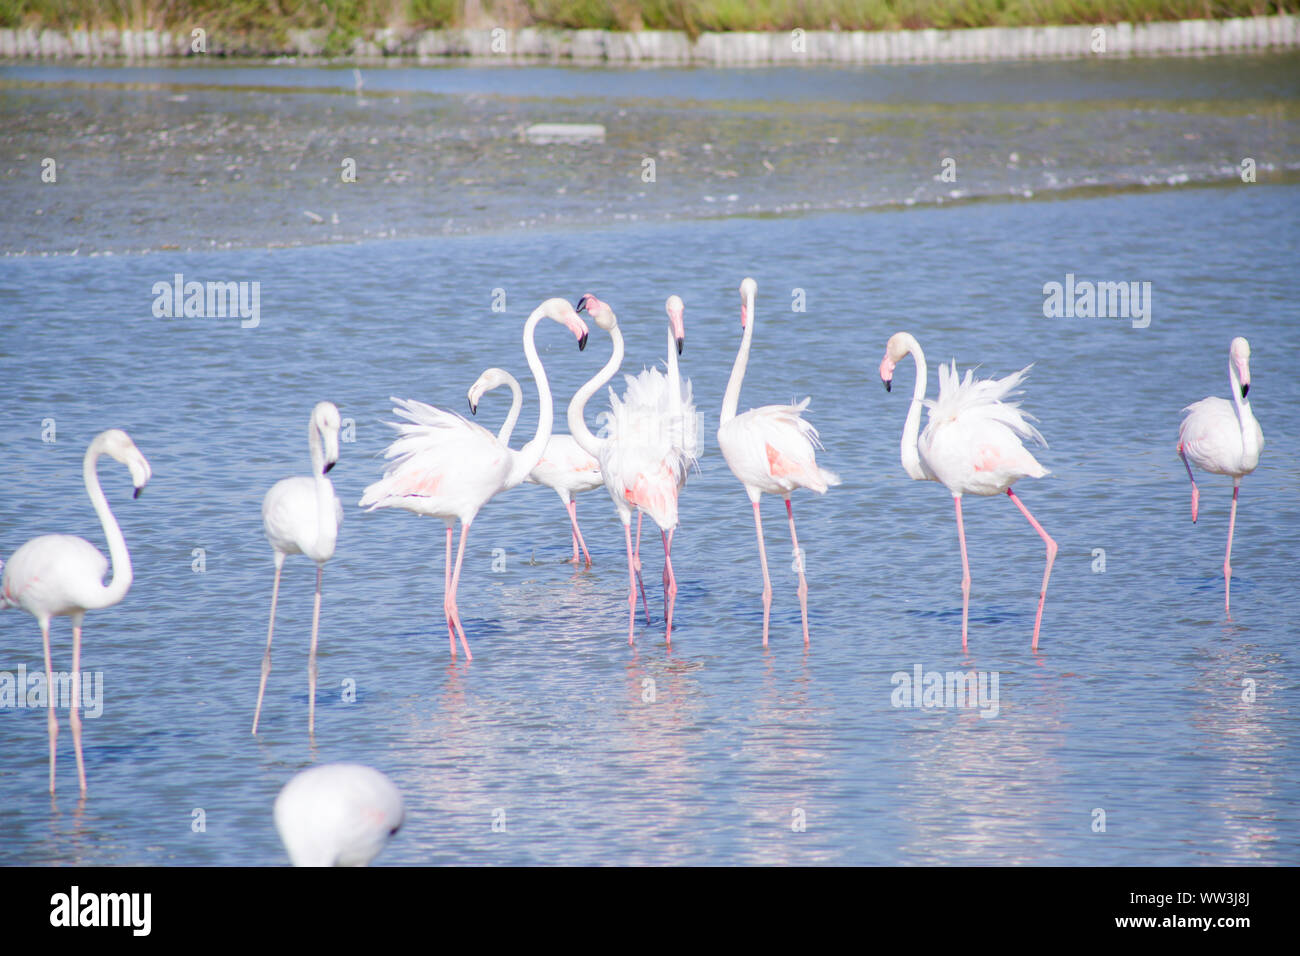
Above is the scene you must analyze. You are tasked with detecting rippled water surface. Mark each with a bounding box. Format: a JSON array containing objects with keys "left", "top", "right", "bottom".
[{"left": 0, "top": 60, "right": 1297, "bottom": 866}]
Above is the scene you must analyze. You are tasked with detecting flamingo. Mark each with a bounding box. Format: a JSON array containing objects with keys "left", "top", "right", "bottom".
[
  {"left": 717, "top": 277, "right": 840, "bottom": 647},
  {"left": 879, "top": 331, "right": 1056, "bottom": 651},
  {"left": 1177, "top": 336, "right": 1264, "bottom": 615},
  {"left": 252, "top": 401, "right": 343, "bottom": 737},
  {"left": 358, "top": 298, "right": 589, "bottom": 660},
  {"left": 274, "top": 763, "right": 404, "bottom": 866},
  {"left": 568, "top": 294, "right": 694, "bottom": 643},
  {"left": 466, "top": 367, "right": 603, "bottom": 567},
  {"left": 0, "top": 429, "right": 152, "bottom": 795},
  {"left": 618, "top": 295, "right": 698, "bottom": 627}
]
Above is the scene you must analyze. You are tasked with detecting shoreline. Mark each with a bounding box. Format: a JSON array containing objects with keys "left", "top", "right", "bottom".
[{"left": 1, "top": 15, "right": 1296, "bottom": 65}]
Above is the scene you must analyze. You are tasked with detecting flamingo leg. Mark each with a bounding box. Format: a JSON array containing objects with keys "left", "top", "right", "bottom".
[
  {"left": 307, "top": 564, "right": 322, "bottom": 735},
  {"left": 40, "top": 617, "right": 56, "bottom": 794},
  {"left": 70, "top": 617, "right": 87, "bottom": 795},
  {"left": 1225, "top": 481, "right": 1240, "bottom": 616},
  {"left": 623, "top": 520, "right": 638, "bottom": 644},
  {"left": 444, "top": 525, "right": 456, "bottom": 656},
  {"left": 752, "top": 500, "right": 772, "bottom": 647},
  {"left": 1007, "top": 488, "right": 1057, "bottom": 651},
  {"left": 565, "top": 499, "right": 580, "bottom": 564},
  {"left": 252, "top": 553, "right": 284, "bottom": 735},
  {"left": 447, "top": 522, "right": 473, "bottom": 660},
  {"left": 1178, "top": 442, "right": 1200, "bottom": 522},
  {"left": 567, "top": 499, "right": 592, "bottom": 567},
  {"left": 633, "top": 511, "right": 650, "bottom": 623},
  {"left": 786, "top": 498, "right": 810, "bottom": 646},
  {"left": 662, "top": 528, "right": 677, "bottom": 642},
  {"left": 954, "top": 495, "right": 971, "bottom": 652}
]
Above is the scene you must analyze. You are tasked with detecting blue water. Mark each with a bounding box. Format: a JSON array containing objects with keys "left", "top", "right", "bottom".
[{"left": 1, "top": 72, "right": 1298, "bottom": 865}]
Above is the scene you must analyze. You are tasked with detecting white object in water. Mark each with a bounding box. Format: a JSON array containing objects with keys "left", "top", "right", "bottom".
[{"left": 523, "top": 123, "right": 606, "bottom": 145}]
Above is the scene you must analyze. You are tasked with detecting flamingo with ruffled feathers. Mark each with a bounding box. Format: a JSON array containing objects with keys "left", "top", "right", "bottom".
[
  {"left": 466, "top": 368, "right": 603, "bottom": 567},
  {"left": 1, "top": 429, "right": 152, "bottom": 795},
  {"left": 358, "top": 299, "right": 589, "bottom": 660},
  {"left": 716, "top": 278, "right": 840, "bottom": 647},
  {"left": 568, "top": 294, "right": 694, "bottom": 643},
  {"left": 252, "top": 401, "right": 343, "bottom": 736},
  {"left": 879, "top": 331, "right": 1056, "bottom": 651},
  {"left": 1177, "top": 336, "right": 1264, "bottom": 615}
]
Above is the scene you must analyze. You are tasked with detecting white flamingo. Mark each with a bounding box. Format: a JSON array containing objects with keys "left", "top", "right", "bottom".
[
  {"left": 1, "top": 429, "right": 152, "bottom": 795},
  {"left": 275, "top": 763, "right": 404, "bottom": 866},
  {"left": 879, "top": 331, "right": 1057, "bottom": 651},
  {"left": 467, "top": 367, "right": 603, "bottom": 567},
  {"left": 252, "top": 401, "right": 343, "bottom": 737},
  {"left": 359, "top": 299, "right": 589, "bottom": 660},
  {"left": 717, "top": 278, "right": 839, "bottom": 647},
  {"left": 568, "top": 294, "right": 693, "bottom": 643},
  {"left": 1177, "top": 336, "right": 1264, "bottom": 615}
]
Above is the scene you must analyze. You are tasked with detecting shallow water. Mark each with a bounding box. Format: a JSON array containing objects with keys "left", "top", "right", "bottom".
[{"left": 0, "top": 61, "right": 1297, "bottom": 866}]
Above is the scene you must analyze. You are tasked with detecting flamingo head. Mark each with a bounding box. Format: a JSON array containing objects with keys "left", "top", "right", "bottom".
[
  {"left": 100, "top": 429, "right": 153, "bottom": 497},
  {"left": 467, "top": 367, "right": 511, "bottom": 415},
  {"left": 1230, "top": 336, "right": 1252, "bottom": 398},
  {"left": 880, "top": 332, "right": 913, "bottom": 393},
  {"left": 665, "top": 295, "right": 685, "bottom": 354},
  {"left": 739, "top": 277, "right": 757, "bottom": 328},
  {"left": 575, "top": 293, "right": 617, "bottom": 333},
  {"left": 539, "top": 298, "right": 588, "bottom": 350},
  {"left": 311, "top": 401, "right": 342, "bottom": 474}
]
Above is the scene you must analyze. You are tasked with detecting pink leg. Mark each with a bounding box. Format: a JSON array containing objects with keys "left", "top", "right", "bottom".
[
  {"left": 752, "top": 500, "right": 772, "bottom": 647},
  {"left": 662, "top": 529, "right": 677, "bottom": 642},
  {"left": 623, "top": 520, "right": 638, "bottom": 644},
  {"left": 786, "top": 498, "right": 810, "bottom": 646},
  {"left": 1179, "top": 443, "right": 1200, "bottom": 523},
  {"left": 1007, "top": 488, "right": 1057, "bottom": 651},
  {"left": 1224, "top": 481, "right": 1239, "bottom": 616},
  {"left": 444, "top": 526, "right": 456, "bottom": 656},
  {"left": 567, "top": 499, "right": 592, "bottom": 567},
  {"left": 307, "top": 564, "right": 322, "bottom": 735},
  {"left": 70, "top": 618, "right": 87, "bottom": 795},
  {"left": 447, "top": 522, "right": 473, "bottom": 660},
  {"left": 633, "top": 511, "right": 650, "bottom": 623},
  {"left": 252, "top": 553, "right": 284, "bottom": 735},
  {"left": 954, "top": 496, "right": 971, "bottom": 652},
  {"left": 40, "top": 617, "right": 56, "bottom": 794}
]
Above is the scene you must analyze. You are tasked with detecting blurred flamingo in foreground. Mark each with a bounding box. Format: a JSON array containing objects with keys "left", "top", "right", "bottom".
[
  {"left": 1177, "top": 336, "right": 1264, "bottom": 615},
  {"left": 467, "top": 368, "right": 603, "bottom": 567},
  {"left": 717, "top": 278, "right": 840, "bottom": 647},
  {"left": 252, "top": 401, "right": 343, "bottom": 737},
  {"left": 275, "top": 763, "right": 404, "bottom": 866},
  {"left": 359, "top": 299, "right": 589, "bottom": 660},
  {"left": 880, "top": 331, "right": 1056, "bottom": 651},
  {"left": 1, "top": 429, "right": 152, "bottom": 795}
]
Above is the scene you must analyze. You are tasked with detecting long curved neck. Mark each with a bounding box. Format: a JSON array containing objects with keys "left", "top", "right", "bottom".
[
  {"left": 495, "top": 373, "right": 523, "bottom": 445},
  {"left": 720, "top": 293, "right": 755, "bottom": 426},
  {"left": 900, "top": 336, "right": 929, "bottom": 481},
  {"left": 84, "top": 437, "right": 132, "bottom": 608},
  {"left": 506, "top": 310, "right": 554, "bottom": 487},
  {"left": 308, "top": 420, "right": 338, "bottom": 555},
  {"left": 568, "top": 320, "right": 624, "bottom": 458},
  {"left": 1229, "top": 359, "right": 1261, "bottom": 468}
]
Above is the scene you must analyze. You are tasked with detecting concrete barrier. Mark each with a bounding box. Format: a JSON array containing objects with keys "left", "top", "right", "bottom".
[{"left": 0, "top": 15, "right": 1295, "bottom": 63}]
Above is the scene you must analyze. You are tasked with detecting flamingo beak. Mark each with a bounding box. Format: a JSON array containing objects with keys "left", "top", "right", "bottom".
[
  {"left": 323, "top": 461, "right": 335, "bottom": 474},
  {"left": 1241, "top": 383, "right": 1249, "bottom": 398},
  {"left": 469, "top": 399, "right": 478, "bottom": 414},
  {"left": 579, "top": 331, "right": 588, "bottom": 351},
  {"left": 133, "top": 487, "right": 142, "bottom": 499},
  {"left": 574, "top": 296, "right": 589, "bottom": 314},
  {"left": 676, "top": 336, "right": 683, "bottom": 355},
  {"left": 880, "top": 355, "right": 896, "bottom": 392}
]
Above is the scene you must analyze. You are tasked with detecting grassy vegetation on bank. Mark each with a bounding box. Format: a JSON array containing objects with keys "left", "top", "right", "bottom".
[{"left": 0, "top": 0, "right": 1293, "bottom": 49}]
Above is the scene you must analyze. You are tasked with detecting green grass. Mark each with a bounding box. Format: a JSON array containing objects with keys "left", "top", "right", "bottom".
[{"left": 1, "top": 0, "right": 1292, "bottom": 38}]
